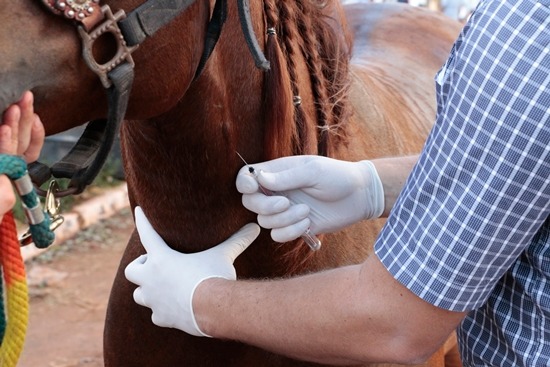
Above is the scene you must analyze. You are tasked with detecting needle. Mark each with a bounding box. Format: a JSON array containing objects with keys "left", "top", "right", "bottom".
[{"left": 236, "top": 152, "right": 321, "bottom": 251}]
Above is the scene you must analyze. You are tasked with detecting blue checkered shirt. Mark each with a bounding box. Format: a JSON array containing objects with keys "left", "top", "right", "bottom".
[{"left": 374, "top": 0, "right": 550, "bottom": 365}]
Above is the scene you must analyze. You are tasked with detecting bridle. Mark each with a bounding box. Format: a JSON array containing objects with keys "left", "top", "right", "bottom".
[{"left": 30, "top": 0, "right": 270, "bottom": 198}]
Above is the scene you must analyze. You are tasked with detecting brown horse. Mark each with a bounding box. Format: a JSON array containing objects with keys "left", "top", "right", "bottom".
[{"left": 0, "top": 0, "right": 462, "bottom": 366}]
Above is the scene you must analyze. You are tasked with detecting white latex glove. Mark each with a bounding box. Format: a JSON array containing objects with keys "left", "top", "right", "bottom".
[
  {"left": 125, "top": 206, "right": 260, "bottom": 337},
  {"left": 235, "top": 155, "right": 384, "bottom": 243}
]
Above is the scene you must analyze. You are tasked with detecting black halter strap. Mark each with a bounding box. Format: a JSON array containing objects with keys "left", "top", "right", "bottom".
[
  {"left": 119, "top": 0, "right": 229, "bottom": 80},
  {"left": 30, "top": 63, "right": 134, "bottom": 196}
]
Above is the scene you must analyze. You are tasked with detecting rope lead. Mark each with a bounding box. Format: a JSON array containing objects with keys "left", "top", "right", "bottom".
[{"left": 0, "top": 154, "right": 56, "bottom": 366}]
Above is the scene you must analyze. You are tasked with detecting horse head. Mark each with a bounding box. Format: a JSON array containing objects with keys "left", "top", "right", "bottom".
[{"left": 0, "top": 0, "right": 215, "bottom": 135}]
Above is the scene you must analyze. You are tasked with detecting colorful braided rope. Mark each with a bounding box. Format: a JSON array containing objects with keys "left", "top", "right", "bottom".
[
  {"left": 0, "top": 212, "right": 28, "bottom": 367},
  {"left": 0, "top": 154, "right": 55, "bottom": 366}
]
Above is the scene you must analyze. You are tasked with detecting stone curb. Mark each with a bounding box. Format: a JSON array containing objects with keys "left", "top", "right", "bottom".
[{"left": 20, "top": 183, "right": 130, "bottom": 263}]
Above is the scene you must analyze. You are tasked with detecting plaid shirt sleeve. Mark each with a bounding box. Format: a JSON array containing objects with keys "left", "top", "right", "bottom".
[{"left": 374, "top": 0, "right": 550, "bottom": 312}]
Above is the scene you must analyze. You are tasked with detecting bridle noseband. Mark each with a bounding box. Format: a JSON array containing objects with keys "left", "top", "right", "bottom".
[{"left": 31, "top": 0, "right": 269, "bottom": 198}]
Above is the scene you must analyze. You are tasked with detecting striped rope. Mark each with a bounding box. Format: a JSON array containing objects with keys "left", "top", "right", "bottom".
[{"left": 0, "top": 154, "right": 55, "bottom": 366}]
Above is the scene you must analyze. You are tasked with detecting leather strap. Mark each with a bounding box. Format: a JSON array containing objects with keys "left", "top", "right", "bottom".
[
  {"left": 31, "top": 63, "right": 134, "bottom": 196},
  {"left": 237, "top": 0, "right": 269, "bottom": 71},
  {"left": 119, "top": 0, "right": 198, "bottom": 46},
  {"left": 194, "top": 0, "right": 227, "bottom": 79}
]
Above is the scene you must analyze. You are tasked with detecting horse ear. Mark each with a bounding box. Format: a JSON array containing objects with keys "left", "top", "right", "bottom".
[{"left": 262, "top": 28, "right": 296, "bottom": 161}]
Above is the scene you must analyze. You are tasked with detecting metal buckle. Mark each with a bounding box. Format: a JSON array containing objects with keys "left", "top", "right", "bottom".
[
  {"left": 78, "top": 5, "right": 138, "bottom": 88},
  {"left": 20, "top": 180, "right": 65, "bottom": 247}
]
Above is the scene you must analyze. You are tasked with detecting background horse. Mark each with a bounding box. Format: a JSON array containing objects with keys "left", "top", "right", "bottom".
[{"left": 0, "top": 0, "right": 462, "bottom": 366}]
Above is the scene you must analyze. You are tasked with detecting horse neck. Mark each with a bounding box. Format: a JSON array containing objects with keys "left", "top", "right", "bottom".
[
  {"left": 122, "top": 12, "right": 267, "bottom": 254},
  {"left": 123, "top": 0, "right": 353, "bottom": 275}
]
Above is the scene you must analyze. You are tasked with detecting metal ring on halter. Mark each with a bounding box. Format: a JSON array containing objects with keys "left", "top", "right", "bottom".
[
  {"left": 35, "top": 185, "right": 79, "bottom": 198},
  {"left": 45, "top": 181, "right": 62, "bottom": 218},
  {"left": 267, "top": 27, "right": 276, "bottom": 36},
  {"left": 293, "top": 95, "right": 302, "bottom": 106}
]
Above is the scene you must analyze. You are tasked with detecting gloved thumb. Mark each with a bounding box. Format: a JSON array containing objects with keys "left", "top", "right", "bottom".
[
  {"left": 135, "top": 206, "right": 170, "bottom": 255},
  {"left": 254, "top": 168, "right": 315, "bottom": 193},
  {"left": 210, "top": 223, "right": 260, "bottom": 262}
]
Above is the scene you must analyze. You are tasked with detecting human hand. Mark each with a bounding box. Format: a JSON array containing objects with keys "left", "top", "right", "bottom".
[
  {"left": 235, "top": 155, "right": 384, "bottom": 243},
  {"left": 0, "top": 91, "right": 45, "bottom": 162},
  {"left": 0, "top": 91, "right": 45, "bottom": 222},
  {"left": 125, "top": 206, "right": 260, "bottom": 336}
]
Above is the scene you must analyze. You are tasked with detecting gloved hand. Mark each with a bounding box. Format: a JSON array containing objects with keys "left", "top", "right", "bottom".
[
  {"left": 125, "top": 206, "right": 260, "bottom": 337},
  {"left": 236, "top": 155, "right": 384, "bottom": 243}
]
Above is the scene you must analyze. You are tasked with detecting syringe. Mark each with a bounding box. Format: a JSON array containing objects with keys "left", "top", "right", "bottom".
[{"left": 237, "top": 153, "right": 321, "bottom": 251}]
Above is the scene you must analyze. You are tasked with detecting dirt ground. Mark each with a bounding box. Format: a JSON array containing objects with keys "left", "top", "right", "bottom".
[{"left": 18, "top": 208, "right": 133, "bottom": 367}]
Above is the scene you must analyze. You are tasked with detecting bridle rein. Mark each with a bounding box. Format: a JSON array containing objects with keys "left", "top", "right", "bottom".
[{"left": 30, "top": 0, "right": 269, "bottom": 198}]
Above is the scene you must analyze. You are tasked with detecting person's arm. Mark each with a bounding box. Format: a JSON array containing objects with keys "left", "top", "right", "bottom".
[
  {"left": 371, "top": 155, "right": 418, "bottom": 217},
  {"left": 126, "top": 207, "right": 466, "bottom": 365},
  {"left": 0, "top": 91, "right": 45, "bottom": 222},
  {"left": 197, "top": 155, "right": 463, "bottom": 365},
  {"left": 194, "top": 255, "right": 465, "bottom": 365}
]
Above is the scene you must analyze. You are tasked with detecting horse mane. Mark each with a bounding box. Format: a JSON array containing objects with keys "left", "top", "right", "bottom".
[
  {"left": 261, "top": 0, "right": 353, "bottom": 161},
  {"left": 260, "top": 0, "right": 353, "bottom": 273}
]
